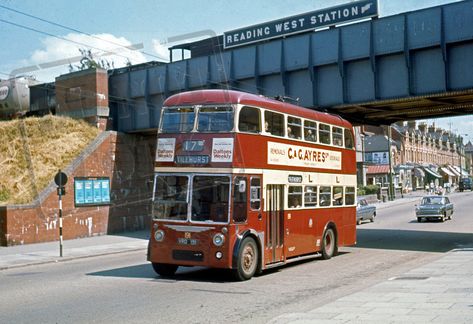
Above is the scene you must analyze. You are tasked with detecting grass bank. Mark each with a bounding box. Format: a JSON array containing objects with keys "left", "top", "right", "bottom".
[{"left": 0, "top": 115, "right": 99, "bottom": 205}]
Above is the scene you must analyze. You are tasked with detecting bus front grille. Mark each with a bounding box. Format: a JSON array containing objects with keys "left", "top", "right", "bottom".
[{"left": 172, "top": 250, "right": 204, "bottom": 262}]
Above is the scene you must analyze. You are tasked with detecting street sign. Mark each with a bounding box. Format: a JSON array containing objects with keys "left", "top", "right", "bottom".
[
  {"left": 54, "top": 171, "right": 68, "bottom": 187},
  {"left": 223, "top": 0, "right": 378, "bottom": 48}
]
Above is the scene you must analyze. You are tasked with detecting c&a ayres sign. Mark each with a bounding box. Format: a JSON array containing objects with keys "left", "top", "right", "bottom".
[{"left": 267, "top": 142, "right": 341, "bottom": 170}]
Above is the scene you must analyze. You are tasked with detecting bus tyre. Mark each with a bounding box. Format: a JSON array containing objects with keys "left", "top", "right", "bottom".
[
  {"left": 233, "top": 237, "right": 258, "bottom": 281},
  {"left": 321, "top": 228, "right": 337, "bottom": 260},
  {"left": 152, "top": 263, "right": 178, "bottom": 277}
]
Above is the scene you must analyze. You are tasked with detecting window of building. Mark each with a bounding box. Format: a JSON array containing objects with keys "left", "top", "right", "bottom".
[
  {"left": 304, "top": 120, "right": 317, "bottom": 142},
  {"left": 288, "top": 186, "right": 302, "bottom": 208},
  {"left": 319, "top": 186, "right": 331, "bottom": 207},
  {"left": 250, "top": 177, "right": 261, "bottom": 210},
  {"left": 304, "top": 186, "right": 317, "bottom": 207},
  {"left": 345, "top": 186, "right": 355, "bottom": 205},
  {"left": 319, "top": 123, "right": 331, "bottom": 145},
  {"left": 287, "top": 116, "right": 302, "bottom": 139},
  {"left": 238, "top": 106, "right": 260, "bottom": 133},
  {"left": 333, "top": 127, "right": 343, "bottom": 147},
  {"left": 344, "top": 129, "right": 354, "bottom": 149},
  {"left": 264, "top": 111, "right": 284, "bottom": 136},
  {"left": 333, "top": 186, "right": 343, "bottom": 206}
]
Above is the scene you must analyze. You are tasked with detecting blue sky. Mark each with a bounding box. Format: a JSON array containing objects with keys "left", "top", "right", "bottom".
[{"left": 0, "top": 0, "right": 471, "bottom": 139}]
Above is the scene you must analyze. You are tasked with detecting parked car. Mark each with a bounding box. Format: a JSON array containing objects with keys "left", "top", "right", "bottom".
[
  {"left": 459, "top": 178, "right": 472, "bottom": 192},
  {"left": 356, "top": 197, "right": 376, "bottom": 225},
  {"left": 415, "top": 195, "right": 454, "bottom": 222}
]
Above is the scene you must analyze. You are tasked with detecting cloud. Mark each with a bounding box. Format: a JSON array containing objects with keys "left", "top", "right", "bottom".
[
  {"left": 152, "top": 39, "right": 170, "bottom": 62},
  {"left": 14, "top": 33, "right": 148, "bottom": 82}
]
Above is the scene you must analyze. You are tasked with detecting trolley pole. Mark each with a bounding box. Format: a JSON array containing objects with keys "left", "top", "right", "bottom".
[{"left": 54, "top": 170, "right": 68, "bottom": 258}]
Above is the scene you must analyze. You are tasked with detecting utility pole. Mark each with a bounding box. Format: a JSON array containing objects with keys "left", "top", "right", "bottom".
[{"left": 387, "top": 125, "right": 394, "bottom": 201}]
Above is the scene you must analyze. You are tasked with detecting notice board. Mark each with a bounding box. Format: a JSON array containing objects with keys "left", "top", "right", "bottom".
[{"left": 74, "top": 177, "right": 110, "bottom": 206}]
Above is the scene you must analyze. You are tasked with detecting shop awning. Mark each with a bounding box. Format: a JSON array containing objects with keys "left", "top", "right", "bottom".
[
  {"left": 413, "top": 168, "right": 425, "bottom": 177},
  {"left": 453, "top": 166, "right": 469, "bottom": 177},
  {"left": 440, "top": 167, "right": 455, "bottom": 177},
  {"left": 367, "top": 164, "right": 390, "bottom": 174},
  {"left": 423, "top": 167, "right": 442, "bottom": 178},
  {"left": 448, "top": 165, "right": 461, "bottom": 177}
]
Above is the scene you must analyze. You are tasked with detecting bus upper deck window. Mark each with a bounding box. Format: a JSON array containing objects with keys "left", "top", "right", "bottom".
[
  {"left": 333, "top": 127, "right": 343, "bottom": 147},
  {"left": 287, "top": 117, "right": 301, "bottom": 139},
  {"left": 238, "top": 106, "right": 260, "bottom": 133},
  {"left": 197, "top": 106, "right": 234, "bottom": 132},
  {"left": 304, "top": 120, "right": 317, "bottom": 142},
  {"left": 264, "top": 111, "right": 284, "bottom": 137},
  {"left": 319, "top": 123, "right": 331, "bottom": 145},
  {"left": 344, "top": 129, "right": 354, "bottom": 149},
  {"left": 160, "top": 107, "right": 195, "bottom": 133}
]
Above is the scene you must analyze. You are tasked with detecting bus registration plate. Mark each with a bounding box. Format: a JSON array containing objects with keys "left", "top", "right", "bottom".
[{"left": 177, "top": 238, "right": 198, "bottom": 245}]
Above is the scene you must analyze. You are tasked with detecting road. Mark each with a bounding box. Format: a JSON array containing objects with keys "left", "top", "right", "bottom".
[{"left": 1, "top": 192, "right": 472, "bottom": 324}]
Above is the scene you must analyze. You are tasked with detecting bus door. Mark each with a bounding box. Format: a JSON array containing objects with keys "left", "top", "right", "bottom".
[{"left": 265, "top": 185, "right": 285, "bottom": 264}]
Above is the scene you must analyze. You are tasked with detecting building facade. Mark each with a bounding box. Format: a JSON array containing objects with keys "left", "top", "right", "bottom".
[{"left": 361, "top": 121, "right": 470, "bottom": 193}]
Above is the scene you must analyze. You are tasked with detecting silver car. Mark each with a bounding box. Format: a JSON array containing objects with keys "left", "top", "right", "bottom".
[
  {"left": 416, "top": 195, "right": 454, "bottom": 222},
  {"left": 356, "top": 198, "right": 376, "bottom": 225}
]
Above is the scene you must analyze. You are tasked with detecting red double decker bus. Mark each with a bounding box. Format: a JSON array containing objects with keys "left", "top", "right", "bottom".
[{"left": 148, "top": 89, "right": 357, "bottom": 280}]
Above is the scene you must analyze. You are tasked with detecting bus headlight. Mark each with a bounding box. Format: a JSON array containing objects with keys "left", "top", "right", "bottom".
[
  {"left": 215, "top": 251, "right": 223, "bottom": 259},
  {"left": 154, "top": 230, "right": 165, "bottom": 242},
  {"left": 213, "top": 233, "right": 225, "bottom": 246}
]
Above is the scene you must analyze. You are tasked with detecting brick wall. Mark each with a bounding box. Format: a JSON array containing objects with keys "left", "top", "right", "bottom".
[
  {"left": 0, "top": 132, "right": 156, "bottom": 246},
  {"left": 55, "top": 68, "right": 111, "bottom": 130}
]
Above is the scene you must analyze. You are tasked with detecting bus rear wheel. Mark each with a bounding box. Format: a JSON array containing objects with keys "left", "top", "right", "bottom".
[
  {"left": 321, "top": 228, "right": 337, "bottom": 260},
  {"left": 233, "top": 237, "right": 258, "bottom": 281},
  {"left": 152, "top": 263, "right": 178, "bottom": 277}
]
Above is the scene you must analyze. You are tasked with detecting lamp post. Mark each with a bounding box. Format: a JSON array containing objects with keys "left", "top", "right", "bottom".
[
  {"left": 458, "top": 134, "right": 469, "bottom": 180},
  {"left": 387, "top": 124, "right": 394, "bottom": 201}
]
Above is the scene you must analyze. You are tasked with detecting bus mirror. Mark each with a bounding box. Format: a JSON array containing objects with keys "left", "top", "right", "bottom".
[{"left": 238, "top": 180, "right": 246, "bottom": 193}]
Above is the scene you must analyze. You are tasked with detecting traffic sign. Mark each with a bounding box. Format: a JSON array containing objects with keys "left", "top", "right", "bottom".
[{"left": 54, "top": 171, "right": 68, "bottom": 187}]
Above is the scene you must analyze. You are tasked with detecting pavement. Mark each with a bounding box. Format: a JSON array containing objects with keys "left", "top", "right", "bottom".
[
  {"left": 0, "top": 230, "right": 149, "bottom": 270},
  {"left": 1, "top": 191, "right": 472, "bottom": 323}
]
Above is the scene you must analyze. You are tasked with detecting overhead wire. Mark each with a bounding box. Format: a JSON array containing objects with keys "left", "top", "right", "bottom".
[
  {"left": 0, "top": 4, "right": 299, "bottom": 109},
  {"left": 0, "top": 4, "right": 167, "bottom": 62}
]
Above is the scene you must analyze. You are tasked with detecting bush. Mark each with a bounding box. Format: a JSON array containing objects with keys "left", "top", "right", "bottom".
[
  {"left": 0, "top": 188, "right": 10, "bottom": 202},
  {"left": 357, "top": 185, "right": 379, "bottom": 196},
  {"left": 365, "top": 185, "right": 379, "bottom": 195}
]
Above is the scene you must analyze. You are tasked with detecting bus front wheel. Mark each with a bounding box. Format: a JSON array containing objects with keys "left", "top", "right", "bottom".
[
  {"left": 233, "top": 237, "right": 258, "bottom": 281},
  {"left": 152, "top": 263, "right": 178, "bottom": 277},
  {"left": 321, "top": 228, "right": 337, "bottom": 260}
]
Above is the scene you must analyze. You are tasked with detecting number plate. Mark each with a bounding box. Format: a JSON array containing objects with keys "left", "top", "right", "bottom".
[{"left": 177, "top": 238, "right": 198, "bottom": 245}]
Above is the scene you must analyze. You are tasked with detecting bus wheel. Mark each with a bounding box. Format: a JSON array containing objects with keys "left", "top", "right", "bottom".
[
  {"left": 233, "top": 237, "right": 258, "bottom": 281},
  {"left": 152, "top": 263, "right": 178, "bottom": 277},
  {"left": 321, "top": 228, "right": 337, "bottom": 260}
]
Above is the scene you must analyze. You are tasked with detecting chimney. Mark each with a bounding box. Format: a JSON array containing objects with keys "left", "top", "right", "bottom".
[
  {"left": 428, "top": 124, "right": 436, "bottom": 134},
  {"left": 418, "top": 123, "right": 427, "bottom": 134}
]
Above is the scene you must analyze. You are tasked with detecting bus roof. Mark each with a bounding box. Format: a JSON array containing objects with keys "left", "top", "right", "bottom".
[{"left": 164, "top": 90, "right": 352, "bottom": 129}]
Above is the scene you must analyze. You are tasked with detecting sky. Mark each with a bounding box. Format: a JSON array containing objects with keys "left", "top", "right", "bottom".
[{"left": 0, "top": 0, "right": 471, "bottom": 140}]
